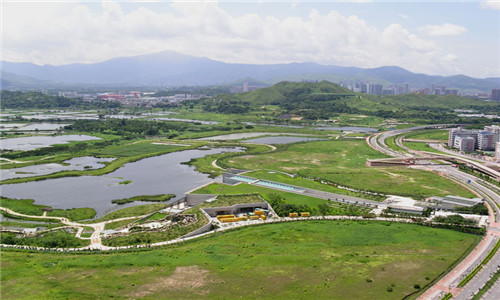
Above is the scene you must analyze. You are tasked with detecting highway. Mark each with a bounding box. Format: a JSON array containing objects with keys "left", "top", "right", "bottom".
[{"left": 367, "top": 125, "right": 500, "bottom": 300}]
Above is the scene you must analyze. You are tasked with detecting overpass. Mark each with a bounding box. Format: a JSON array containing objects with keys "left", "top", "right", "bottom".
[{"left": 368, "top": 154, "right": 500, "bottom": 181}]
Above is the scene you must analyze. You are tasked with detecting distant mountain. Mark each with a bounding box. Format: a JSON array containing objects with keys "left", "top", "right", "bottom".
[{"left": 1, "top": 51, "right": 499, "bottom": 91}]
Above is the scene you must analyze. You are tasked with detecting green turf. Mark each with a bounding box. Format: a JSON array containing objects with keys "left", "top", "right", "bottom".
[
  {"left": 224, "top": 139, "right": 475, "bottom": 199},
  {"left": 0, "top": 221, "right": 480, "bottom": 299},
  {"left": 83, "top": 203, "right": 167, "bottom": 223},
  {"left": 0, "top": 197, "right": 96, "bottom": 221},
  {"left": 405, "top": 129, "right": 449, "bottom": 141},
  {"left": 403, "top": 142, "right": 445, "bottom": 154},
  {"left": 111, "top": 194, "right": 175, "bottom": 205}
]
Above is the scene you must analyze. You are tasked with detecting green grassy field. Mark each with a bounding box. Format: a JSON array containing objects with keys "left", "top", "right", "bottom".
[
  {"left": 82, "top": 203, "right": 167, "bottom": 224},
  {"left": 111, "top": 194, "right": 175, "bottom": 205},
  {"left": 403, "top": 142, "right": 445, "bottom": 154},
  {"left": 0, "top": 221, "right": 480, "bottom": 299},
  {"left": 0, "top": 197, "right": 96, "bottom": 221},
  {"left": 405, "top": 129, "right": 449, "bottom": 141},
  {"left": 224, "top": 140, "right": 475, "bottom": 199}
]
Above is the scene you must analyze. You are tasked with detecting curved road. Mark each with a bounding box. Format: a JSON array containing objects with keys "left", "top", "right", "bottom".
[{"left": 367, "top": 125, "right": 500, "bottom": 300}]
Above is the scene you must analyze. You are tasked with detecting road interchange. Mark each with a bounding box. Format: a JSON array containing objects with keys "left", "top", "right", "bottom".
[{"left": 367, "top": 125, "right": 500, "bottom": 299}]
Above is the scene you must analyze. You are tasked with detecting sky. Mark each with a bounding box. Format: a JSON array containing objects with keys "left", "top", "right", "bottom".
[{"left": 2, "top": 0, "right": 500, "bottom": 78}]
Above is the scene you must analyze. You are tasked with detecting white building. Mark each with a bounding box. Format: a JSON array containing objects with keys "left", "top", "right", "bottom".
[
  {"left": 454, "top": 136, "right": 476, "bottom": 152},
  {"left": 496, "top": 142, "right": 500, "bottom": 162},
  {"left": 449, "top": 127, "right": 477, "bottom": 149},
  {"left": 478, "top": 131, "right": 497, "bottom": 151}
]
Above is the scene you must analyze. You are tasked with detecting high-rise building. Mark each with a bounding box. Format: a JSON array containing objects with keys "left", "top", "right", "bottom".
[
  {"left": 496, "top": 142, "right": 500, "bottom": 162},
  {"left": 492, "top": 89, "right": 500, "bottom": 101},
  {"left": 478, "top": 131, "right": 496, "bottom": 151},
  {"left": 455, "top": 136, "right": 476, "bottom": 152},
  {"left": 484, "top": 125, "right": 500, "bottom": 142},
  {"left": 449, "top": 127, "right": 478, "bottom": 149}
]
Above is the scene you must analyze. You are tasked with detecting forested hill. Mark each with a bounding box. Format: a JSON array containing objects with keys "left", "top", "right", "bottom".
[
  {"left": 230, "top": 81, "right": 354, "bottom": 105},
  {"left": 0, "top": 91, "right": 120, "bottom": 109},
  {"left": 200, "top": 81, "right": 500, "bottom": 121}
]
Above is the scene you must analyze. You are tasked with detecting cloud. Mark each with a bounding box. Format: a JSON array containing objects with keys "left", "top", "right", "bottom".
[
  {"left": 0, "top": 1, "right": 488, "bottom": 77},
  {"left": 398, "top": 13, "right": 408, "bottom": 19},
  {"left": 419, "top": 23, "right": 467, "bottom": 36},
  {"left": 481, "top": 1, "right": 500, "bottom": 10}
]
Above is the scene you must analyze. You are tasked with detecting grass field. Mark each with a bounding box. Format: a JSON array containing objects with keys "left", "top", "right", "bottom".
[
  {"left": 0, "top": 197, "right": 96, "bottom": 221},
  {"left": 82, "top": 203, "right": 167, "bottom": 224},
  {"left": 224, "top": 140, "right": 475, "bottom": 199},
  {"left": 405, "top": 129, "right": 449, "bottom": 141},
  {"left": 0, "top": 221, "right": 480, "bottom": 299},
  {"left": 403, "top": 142, "right": 446, "bottom": 154}
]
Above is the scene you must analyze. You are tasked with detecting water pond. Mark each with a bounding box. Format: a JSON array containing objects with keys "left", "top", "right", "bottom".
[
  {"left": 0, "top": 135, "right": 100, "bottom": 151},
  {"left": 1, "top": 156, "right": 115, "bottom": 180},
  {"left": 243, "top": 136, "right": 326, "bottom": 145},
  {"left": 315, "top": 126, "right": 378, "bottom": 132},
  {"left": 13, "top": 123, "right": 71, "bottom": 131},
  {"left": 1, "top": 147, "right": 242, "bottom": 217},
  {"left": 198, "top": 132, "right": 308, "bottom": 141},
  {"left": 152, "top": 117, "right": 219, "bottom": 125},
  {"left": 0, "top": 124, "right": 26, "bottom": 131}
]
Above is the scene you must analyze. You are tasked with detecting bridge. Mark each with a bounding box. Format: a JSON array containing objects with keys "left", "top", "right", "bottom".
[{"left": 368, "top": 154, "right": 500, "bottom": 182}]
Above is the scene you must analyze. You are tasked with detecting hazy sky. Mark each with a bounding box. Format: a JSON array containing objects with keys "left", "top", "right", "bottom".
[{"left": 2, "top": 1, "right": 499, "bottom": 78}]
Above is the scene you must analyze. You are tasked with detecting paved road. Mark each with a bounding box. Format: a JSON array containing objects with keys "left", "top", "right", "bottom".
[
  {"left": 366, "top": 125, "right": 500, "bottom": 300},
  {"left": 481, "top": 271, "right": 500, "bottom": 300}
]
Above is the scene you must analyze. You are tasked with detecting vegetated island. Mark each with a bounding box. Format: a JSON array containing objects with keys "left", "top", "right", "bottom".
[{"left": 111, "top": 194, "right": 176, "bottom": 205}]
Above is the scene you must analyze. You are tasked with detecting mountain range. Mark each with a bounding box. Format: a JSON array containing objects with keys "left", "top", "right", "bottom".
[{"left": 2, "top": 51, "right": 499, "bottom": 91}]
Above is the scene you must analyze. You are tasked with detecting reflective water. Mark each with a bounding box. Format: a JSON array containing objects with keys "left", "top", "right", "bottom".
[
  {"left": 1, "top": 147, "right": 242, "bottom": 217},
  {"left": 152, "top": 117, "right": 219, "bottom": 125},
  {"left": 14, "top": 123, "right": 71, "bottom": 131},
  {"left": 0, "top": 135, "right": 100, "bottom": 151},
  {"left": 1, "top": 156, "right": 115, "bottom": 180},
  {"left": 198, "top": 132, "right": 307, "bottom": 140},
  {"left": 0, "top": 123, "right": 26, "bottom": 131},
  {"left": 315, "top": 126, "right": 378, "bottom": 132},
  {"left": 243, "top": 136, "right": 325, "bottom": 145}
]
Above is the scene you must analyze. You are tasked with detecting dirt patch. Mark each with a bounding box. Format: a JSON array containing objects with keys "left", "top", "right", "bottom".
[
  {"left": 130, "top": 266, "right": 214, "bottom": 298},
  {"left": 282, "top": 167, "right": 303, "bottom": 172},
  {"left": 310, "top": 159, "right": 321, "bottom": 165}
]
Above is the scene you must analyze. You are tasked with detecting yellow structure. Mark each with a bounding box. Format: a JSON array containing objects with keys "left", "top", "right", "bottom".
[
  {"left": 300, "top": 212, "right": 310, "bottom": 217},
  {"left": 289, "top": 213, "right": 298, "bottom": 218},
  {"left": 217, "top": 214, "right": 235, "bottom": 220}
]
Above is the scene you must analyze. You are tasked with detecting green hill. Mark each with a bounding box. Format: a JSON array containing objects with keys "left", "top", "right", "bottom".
[
  {"left": 204, "top": 81, "right": 499, "bottom": 121},
  {"left": 234, "top": 80, "right": 353, "bottom": 105}
]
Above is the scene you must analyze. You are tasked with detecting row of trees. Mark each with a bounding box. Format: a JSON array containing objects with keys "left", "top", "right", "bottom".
[{"left": 1, "top": 91, "right": 121, "bottom": 109}]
